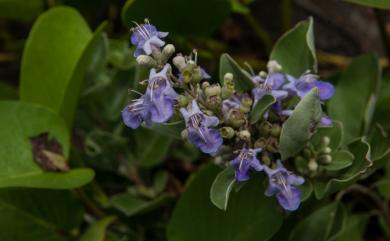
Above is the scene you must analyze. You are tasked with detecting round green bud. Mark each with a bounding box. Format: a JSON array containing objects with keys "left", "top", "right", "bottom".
[
  {"left": 241, "top": 96, "right": 253, "bottom": 108},
  {"left": 201, "top": 81, "right": 210, "bottom": 89},
  {"left": 219, "top": 127, "right": 235, "bottom": 139},
  {"left": 206, "top": 95, "right": 222, "bottom": 108},
  {"left": 320, "top": 136, "right": 331, "bottom": 148},
  {"left": 224, "top": 73, "right": 233, "bottom": 82},
  {"left": 259, "top": 71, "right": 267, "bottom": 78},
  {"left": 173, "top": 55, "right": 186, "bottom": 71},
  {"left": 204, "top": 85, "right": 222, "bottom": 97},
  {"left": 254, "top": 137, "right": 267, "bottom": 149},
  {"left": 161, "top": 44, "right": 175, "bottom": 63},
  {"left": 177, "top": 95, "right": 188, "bottom": 107},
  {"left": 270, "top": 124, "right": 281, "bottom": 137},
  {"left": 230, "top": 109, "right": 246, "bottom": 127},
  {"left": 320, "top": 147, "right": 332, "bottom": 155},
  {"left": 237, "top": 130, "right": 251, "bottom": 141},
  {"left": 308, "top": 159, "right": 318, "bottom": 172},
  {"left": 182, "top": 69, "right": 193, "bottom": 84},
  {"left": 318, "top": 154, "right": 332, "bottom": 164},
  {"left": 258, "top": 121, "right": 272, "bottom": 136}
]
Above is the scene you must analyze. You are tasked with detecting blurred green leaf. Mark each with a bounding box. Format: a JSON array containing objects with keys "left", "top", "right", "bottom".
[
  {"left": 280, "top": 88, "right": 322, "bottom": 160},
  {"left": 144, "top": 121, "right": 185, "bottom": 139},
  {"left": 134, "top": 128, "right": 173, "bottom": 167},
  {"left": 219, "top": 53, "right": 255, "bottom": 92},
  {"left": 299, "top": 179, "right": 313, "bottom": 201},
  {"left": 230, "top": 0, "right": 250, "bottom": 14},
  {"left": 250, "top": 94, "right": 276, "bottom": 124},
  {"left": 121, "top": 0, "right": 231, "bottom": 37},
  {"left": 0, "top": 0, "right": 43, "bottom": 21},
  {"left": 314, "top": 138, "right": 372, "bottom": 199},
  {"left": 345, "top": 0, "right": 390, "bottom": 9},
  {"left": 0, "top": 101, "right": 94, "bottom": 189},
  {"left": 210, "top": 166, "right": 236, "bottom": 210},
  {"left": 110, "top": 193, "right": 173, "bottom": 216},
  {"left": 270, "top": 17, "right": 316, "bottom": 77},
  {"left": 20, "top": 7, "right": 108, "bottom": 127},
  {"left": 328, "top": 54, "right": 381, "bottom": 145},
  {"left": 324, "top": 151, "right": 354, "bottom": 171},
  {"left": 289, "top": 203, "right": 345, "bottom": 241},
  {"left": 0, "top": 189, "right": 84, "bottom": 241},
  {"left": 167, "top": 164, "right": 283, "bottom": 241},
  {"left": 80, "top": 216, "right": 116, "bottom": 241}
]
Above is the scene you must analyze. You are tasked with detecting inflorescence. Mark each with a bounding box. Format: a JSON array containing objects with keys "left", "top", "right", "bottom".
[{"left": 122, "top": 20, "right": 335, "bottom": 211}]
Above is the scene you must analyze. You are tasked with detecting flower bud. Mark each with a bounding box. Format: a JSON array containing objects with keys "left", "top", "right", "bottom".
[
  {"left": 319, "top": 147, "right": 332, "bottom": 155},
  {"left": 173, "top": 55, "right": 186, "bottom": 71},
  {"left": 267, "top": 60, "right": 282, "bottom": 73},
  {"left": 204, "top": 84, "right": 222, "bottom": 97},
  {"left": 254, "top": 137, "right": 267, "bottom": 149},
  {"left": 270, "top": 124, "right": 281, "bottom": 137},
  {"left": 318, "top": 154, "right": 332, "bottom": 164},
  {"left": 136, "top": 55, "right": 157, "bottom": 67},
  {"left": 224, "top": 73, "right": 233, "bottom": 82},
  {"left": 206, "top": 95, "right": 222, "bottom": 108},
  {"left": 258, "top": 121, "right": 272, "bottom": 136},
  {"left": 220, "top": 127, "right": 235, "bottom": 139},
  {"left": 262, "top": 155, "right": 271, "bottom": 165},
  {"left": 240, "top": 96, "right": 253, "bottom": 108},
  {"left": 201, "top": 81, "right": 210, "bottom": 89},
  {"left": 308, "top": 158, "right": 318, "bottom": 172},
  {"left": 259, "top": 71, "right": 267, "bottom": 78},
  {"left": 230, "top": 109, "right": 246, "bottom": 127},
  {"left": 222, "top": 78, "right": 235, "bottom": 99},
  {"left": 161, "top": 44, "right": 176, "bottom": 63},
  {"left": 177, "top": 95, "right": 188, "bottom": 107},
  {"left": 192, "top": 66, "right": 203, "bottom": 83},
  {"left": 182, "top": 69, "right": 193, "bottom": 84},
  {"left": 181, "top": 129, "right": 188, "bottom": 139},
  {"left": 320, "top": 136, "right": 331, "bottom": 148},
  {"left": 237, "top": 130, "right": 251, "bottom": 141}
]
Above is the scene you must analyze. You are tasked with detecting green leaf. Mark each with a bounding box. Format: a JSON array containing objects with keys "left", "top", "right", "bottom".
[
  {"left": 345, "top": 0, "right": 390, "bottom": 9},
  {"left": 80, "top": 216, "right": 116, "bottom": 241},
  {"left": 144, "top": 121, "right": 185, "bottom": 139},
  {"left": 110, "top": 193, "right": 173, "bottom": 216},
  {"left": 210, "top": 166, "right": 236, "bottom": 210},
  {"left": 250, "top": 95, "right": 276, "bottom": 124},
  {"left": 369, "top": 123, "right": 390, "bottom": 168},
  {"left": 334, "top": 214, "right": 369, "bottom": 241},
  {"left": 324, "top": 151, "right": 354, "bottom": 171},
  {"left": 0, "top": 101, "right": 94, "bottom": 189},
  {"left": 270, "top": 17, "right": 316, "bottom": 77},
  {"left": 134, "top": 128, "right": 173, "bottom": 167},
  {"left": 299, "top": 179, "right": 313, "bottom": 201},
  {"left": 219, "top": 53, "right": 255, "bottom": 92},
  {"left": 0, "top": 81, "right": 18, "bottom": 100},
  {"left": 289, "top": 203, "right": 345, "bottom": 241},
  {"left": 314, "top": 139, "right": 372, "bottom": 199},
  {"left": 167, "top": 164, "right": 283, "bottom": 241},
  {"left": 20, "top": 7, "right": 108, "bottom": 127},
  {"left": 0, "top": 188, "right": 84, "bottom": 241},
  {"left": 0, "top": 0, "right": 43, "bottom": 21},
  {"left": 310, "top": 121, "right": 344, "bottom": 150},
  {"left": 121, "top": 0, "right": 231, "bottom": 37},
  {"left": 279, "top": 88, "right": 322, "bottom": 160},
  {"left": 328, "top": 54, "right": 381, "bottom": 145}
]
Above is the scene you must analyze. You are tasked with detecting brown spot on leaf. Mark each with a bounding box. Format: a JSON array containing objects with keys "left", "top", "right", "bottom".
[{"left": 30, "top": 132, "right": 69, "bottom": 172}]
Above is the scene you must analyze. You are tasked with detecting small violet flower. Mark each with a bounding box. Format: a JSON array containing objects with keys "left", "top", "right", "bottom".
[
  {"left": 130, "top": 21, "right": 168, "bottom": 57},
  {"left": 264, "top": 160, "right": 304, "bottom": 211},
  {"left": 252, "top": 73, "right": 288, "bottom": 105},
  {"left": 230, "top": 148, "right": 263, "bottom": 182},
  {"left": 180, "top": 100, "right": 223, "bottom": 154},
  {"left": 320, "top": 115, "right": 333, "bottom": 126},
  {"left": 284, "top": 73, "right": 335, "bottom": 101}
]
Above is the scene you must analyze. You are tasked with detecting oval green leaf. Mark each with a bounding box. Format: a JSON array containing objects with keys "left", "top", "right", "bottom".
[
  {"left": 210, "top": 166, "right": 236, "bottom": 210},
  {"left": 250, "top": 95, "right": 276, "bottom": 124},
  {"left": 80, "top": 216, "right": 116, "bottom": 241}
]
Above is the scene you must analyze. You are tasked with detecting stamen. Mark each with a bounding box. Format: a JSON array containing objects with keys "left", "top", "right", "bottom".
[
  {"left": 193, "top": 49, "right": 198, "bottom": 64},
  {"left": 132, "top": 21, "right": 149, "bottom": 40},
  {"left": 128, "top": 88, "right": 143, "bottom": 96},
  {"left": 244, "top": 62, "right": 255, "bottom": 76}
]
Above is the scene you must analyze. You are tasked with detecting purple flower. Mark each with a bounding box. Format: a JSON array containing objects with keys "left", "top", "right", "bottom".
[
  {"left": 252, "top": 73, "right": 288, "bottom": 106},
  {"left": 320, "top": 115, "right": 333, "bottom": 126},
  {"left": 230, "top": 148, "right": 263, "bottom": 181},
  {"left": 122, "top": 95, "right": 150, "bottom": 129},
  {"left": 130, "top": 22, "right": 168, "bottom": 57},
  {"left": 180, "top": 100, "right": 223, "bottom": 154},
  {"left": 264, "top": 160, "right": 304, "bottom": 211},
  {"left": 147, "top": 64, "right": 178, "bottom": 100},
  {"left": 284, "top": 73, "right": 335, "bottom": 101}
]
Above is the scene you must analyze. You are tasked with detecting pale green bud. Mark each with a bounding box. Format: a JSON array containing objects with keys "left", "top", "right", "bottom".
[
  {"left": 308, "top": 159, "right": 318, "bottom": 172},
  {"left": 136, "top": 55, "right": 157, "bottom": 67},
  {"left": 177, "top": 95, "right": 188, "bottom": 107},
  {"left": 220, "top": 127, "right": 235, "bottom": 139},
  {"left": 173, "top": 55, "right": 186, "bottom": 71},
  {"left": 237, "top": 130, "right": 251, "bottom": 141},
  {"left": 267, "top": 60, "right": 282, "bottom": 72},
  {"left": 161, "top": 44, "right": 176, "bottom": 63}
]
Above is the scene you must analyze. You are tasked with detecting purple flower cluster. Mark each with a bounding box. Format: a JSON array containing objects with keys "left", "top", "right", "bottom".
[{"left": 122, "top": 22, "right": 336, "bottom": 212}]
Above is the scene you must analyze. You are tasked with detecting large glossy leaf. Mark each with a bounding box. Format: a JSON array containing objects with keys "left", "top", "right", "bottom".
[
  {"left": 279, "top": 88, "right": 322, "bottom": 160},
  {"left": 328, "top": 54, "right": 381, "bottom": 145},
  {"left": 314, "top": 139, "right": 372, "bottom": 199},
  {"left": 0, "top": 0, "right": 43, "bottom": 21},
  {"left": 345, "top": 0, "right": 390, "bottom": 9},
  {"left": 0, "top": 101, "right": 94, "bottom": 189},
  {"left": 0, "top": 188, "right": 84, "bottom": 241},
  {"left": 110, "top": 193, "right": 173, "bottom": 216},
  {"left": 121, "top": 0, "right": 231, "bottom": 37},
  {"left": 20, "top": 7, "right": 107, "bottom": 127},
  {"left": 219, "top": 53, "right": 255, "bottom": 92},
  {"left": 167, "top": 164, "right": 283, "bottom": 241},
  {"left": 270, "top": 17, "right": 316, "bottom": 77},
  {"left": 210, "top": 166, "right": 236, "bottom": 210},
  {"left": 80, "top": 216, "right": 116, "bottom": 241},
  {"left": 289, "top": 203, "right": 345, "bottom": 241},
  {"left": 250, "top": 95, "right": 276, "bottom": 124}
]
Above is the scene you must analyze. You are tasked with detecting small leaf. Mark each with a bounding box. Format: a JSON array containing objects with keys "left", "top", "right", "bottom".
[
  {"left": 210, "top": 166, "right": 236, "bottom": 210},
  {"left": 279, "top": 88, "right": 322, "bottom": 160},
  {"left": 328, "top": 54, "right": 381, "bottom": 145},
  {"left": 299, "top": 179, "right": 313, "bottom": 201},
  {"left": 324, "top": 151, "right": 354, "bottom": 171},
  {"left": 110, "top": 193, "right": 173, "bottom": 216},
  {"left": 219, "top": 53, "right": 254, "bottom": 92},
  {"left": 79, "top": 216, "right": 116, "bottom": 241},
  {"left": 310, "top": 120, "right": 344, "bottom": 150},
  {"left": 289, "top": 203, "right": 345, "bottom": 241},
  {"left": 345, "top": 0, "right": 390, "bottom": 9},
  {"left": 270, "top": 17, "right": 316, "bottom": 77},
  {"left": 314, "top": 138, "right": 372, "bottom": 199},
  {"left": 250, "top": 95, "right": 276, "bottom": 124}
]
